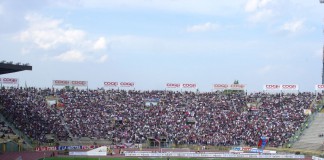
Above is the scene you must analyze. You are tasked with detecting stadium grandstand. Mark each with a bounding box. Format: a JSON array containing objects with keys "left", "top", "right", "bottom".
[
  {"left": 0, "top": 61, "right": 324, "bottom": 159},
  {"left": 1, "top": 61, "right": 324, "bottom": 160},
  {"left": 0, "top": 85, "right": 324, "bottom": 159}
]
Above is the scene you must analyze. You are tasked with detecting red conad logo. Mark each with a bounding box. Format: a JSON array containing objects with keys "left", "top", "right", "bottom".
[
  {"left": 265, "top": 85, "right": 280, "bottom": 89},
  {"left": 167, "top": 83, "right": 180, "bottom": 88},
  {"left": 182, "top": 84, "right": 196, "bottom": 88},
  {"left": 282, "top": 85, "right": 296, "bottom": 89},
  {"left": 3, "top": 78, "right": 17, "bottom": 82},
  {"left": 214, "top": 84, "right": 228, "bottom": 88},
  {"left": 317, "top": 85, "right": 324, "bottom": 89},
  {"left": 54, "top": 80, "right": 69, "bottom": 84},
  {"left": 120, "top": 82, "right": 134, "bottom": 86},
  {"left": 104, "top": 82, "right": 118, "bottom": 86},
  {"left": 230, "top": 84, "right": 244, "bottom": 88},
  {"left": 71, "top": 81, "right": 87, "bottom": 85}
]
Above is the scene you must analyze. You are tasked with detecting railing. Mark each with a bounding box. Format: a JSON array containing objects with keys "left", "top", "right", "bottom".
[
  {"left": 0, "top": 112, "right": 34, "bottom": 150},
  {"left": 285, "top": 95, "right": 324, "bottom": 148}
]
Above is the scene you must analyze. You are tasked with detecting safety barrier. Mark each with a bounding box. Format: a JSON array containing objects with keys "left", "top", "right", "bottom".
[{"left": 125, "top": 152, "right": 305, "bottom": 159}]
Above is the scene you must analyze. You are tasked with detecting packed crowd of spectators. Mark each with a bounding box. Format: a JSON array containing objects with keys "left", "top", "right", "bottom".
[
  {"left": 0, "top": 87, "right": 69, "bottom": 142},
  {"left": 0, "top": 87, "right": 322, "bottom": 147}
]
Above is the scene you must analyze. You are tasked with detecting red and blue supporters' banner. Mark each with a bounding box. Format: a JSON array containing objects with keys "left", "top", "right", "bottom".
[
  {"left": 35, "top": 145, "right": 97, "bottom": 151},
  {"left": 258, "top": 136, "right": 268, "bottom": 149}
]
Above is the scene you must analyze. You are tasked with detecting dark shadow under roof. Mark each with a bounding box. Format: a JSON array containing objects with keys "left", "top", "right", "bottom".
[{"left": 0, "top": 62, "right": 32, "bottom": 75}]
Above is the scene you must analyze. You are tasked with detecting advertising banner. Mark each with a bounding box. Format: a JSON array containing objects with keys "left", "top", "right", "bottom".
[
  {"left": 53, "top": 80, "right": 70, "bottom": 86},
  {"left": 52, "top": 80, "right": 88, "bottom": 87},
  {"left": 1, "top": 78, "right": 19, "bottom": 84},
  {"left": 263, "top": 84, "right": 281, "bottom": 91},
  {"left": 71, "top": 81, "right": 88, "bottom": 87},
  {"left": 166, "top": 83, "right": 181, "bottom": 88},
  {"left": 120, "top": 82, "right": 135, "bottom": 87},
  {"left": 104, "top": 82, "right": 119, "bottom": 87},
  {"left": 182, "top": 83, "right": 196, "bottom": 88},
  {"left": 281, "top": 84, "right": 299, "bottom": 91},
  {"left": 315, "top": 84, "right": 324, "bottom": 91},
  {"left": 213, "top": 84, "right": 229, "bottom": 90},
  {"left": 36, "top": 145, "right": 98, "bottom": 151},
  {"left": 229, "top": 84, "right": 245, "bottom": 90}
]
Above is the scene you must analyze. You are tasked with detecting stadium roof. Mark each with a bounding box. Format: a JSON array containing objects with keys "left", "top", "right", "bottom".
[{"left": 0, "top": 61, "right": 32, "bottom": 75}]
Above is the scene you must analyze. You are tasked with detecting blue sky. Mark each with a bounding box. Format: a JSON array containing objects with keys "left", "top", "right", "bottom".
[{"left": 0, "top": 0, "right": 324, "bottom": 92}]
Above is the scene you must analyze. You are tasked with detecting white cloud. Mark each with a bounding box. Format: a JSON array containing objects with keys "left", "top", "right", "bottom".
[
  {"left": 54, "top": 50, "right": 86, "bottom": 62},
  {"left": 245, "top": 0, "right": 259, "bottom": 12},
  {"left": 245, "top": 0, "right": 273, "bottom": 12},
  {"left": 18, "top": 14, "right": 85, "bottom": 50},
  {"left": 258, "top": 0, "right": 272, "bottom": 8},
  {"left": 93, "top": 37, "right": 107, "bottom": 50},
  {"left": 16, "top": 13, "right": 108, "bottom": 63},
  {"left": 186, "top": 22, "right": 219, "bottom": 32},
  {"left": 280, "top": 20, "right": 304, "bottom": 33},
  {"left": 97, "top": 54, "right": 108, "bottom": 63},
  {"left": 248, "top": 9, "right": 273, "bottom": 23},
  {"left": 51, "top": 0, "right": 246, "bottom": 16},
  {"left": 245, "top": 0, "right": 275, "bottom": 23}
]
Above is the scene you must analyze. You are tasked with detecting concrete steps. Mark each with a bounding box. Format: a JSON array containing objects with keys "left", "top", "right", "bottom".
[{"left": 293, "top": 113, "right": 324, "bottom": 150}]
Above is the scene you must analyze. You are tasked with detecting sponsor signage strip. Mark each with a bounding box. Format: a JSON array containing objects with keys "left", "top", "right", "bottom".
[
  {"left": 125, "top": 152, "right": 304, "bottom": 159},
  {"left": 263, "top": 84, "right": 299, "bottom": 91},
  {"left": 52, "top": 80, "right": 88, "bottom": 87},
  {"left": 315, "top": 84, "right": 324, "bottom": 91},
  {"left": 119, "top": 82, "right": 135, "bottom": 87},
  {"left": 166, "top": 83, "right": 196, "bottom": 89},
  {"left": 104, "top": 82, "right": 119, "bottom": 87},
  {"left": 166, "top": 83, "right": 181, "bottom": 88},
  {"left": 213, "top": 84, "right": 246, "bottom": 90},
  {"left": 182, "top": 83, "right": 196, "bottom": 88},
  {"left": 0, "top": 78, "right": 19, "bottom": 85}
]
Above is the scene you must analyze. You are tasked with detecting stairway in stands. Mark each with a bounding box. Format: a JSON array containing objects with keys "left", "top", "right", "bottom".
[
  {"left": 0, "top": 112, "right": 33, "bottom": 149},
  {"left": 292, "top": 113, "right": 324, "bottom": 150},
  {"left": 55, "top": 111, "right": 80, "bottom": 146}
]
